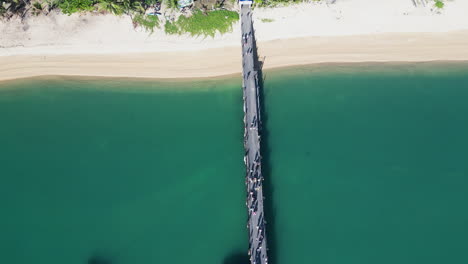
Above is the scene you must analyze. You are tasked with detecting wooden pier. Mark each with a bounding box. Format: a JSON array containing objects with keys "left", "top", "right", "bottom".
[{"left": 240, "top": 5, "right": 269, "bottom": 264}]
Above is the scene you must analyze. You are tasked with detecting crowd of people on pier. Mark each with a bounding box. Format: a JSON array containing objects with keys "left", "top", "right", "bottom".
[
  {"left": 242, "top": 9, "right": 267, "bottom": 262},
  {"left": 242, "top": 110, "right": 268, "bottom": 264},
  {"left": 244, "top": 146, "right": 268, "bottom": 264}
]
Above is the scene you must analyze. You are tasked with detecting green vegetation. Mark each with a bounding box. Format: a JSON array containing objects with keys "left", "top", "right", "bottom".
[
  {"left": 58, "top": 0, "right": 94, "bottom": 15},
  {"left": 434, "top": 0, "right": 444, "bottom": 9},
  {"left": 134, "top": 14, "right": 160, "bottom": 32},
  {"left": 260, "top": 18, "right": 274, "bottom": 23},
  {"left": 253, "top": 0, "right": 315, "bottom": 7},
  {"left": 0, "top": 5, "right": 6, "bottom": 17},
  {"left": 164, "top": 0, "right": 177, "bottom": 9},
  {"left": 31, "top": 1, "right": 43, "bottom": 15},
  {"left": 165, "top": 10, "right": 239, "bottom": 37},
  {"left": 164, "top": 20, "right": 179, "bottom": 34},
  {"left": 1, "top": 0, "right": 29, "bottom": 19},
  {"left": 32, "top": 2, "right": 43, "bottom": 10},
  {"left": 96, "top": 0, "right": 125, "bottom": 15},
  {"left": 58, "top": 0, "right": 150, "bottom": 15},
  {"left": 1, "top": 0, "right": 238, "bottom": 37}
]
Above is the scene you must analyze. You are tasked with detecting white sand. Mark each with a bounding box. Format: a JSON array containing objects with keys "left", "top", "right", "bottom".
[{"left": 1, "top": 0, "right": 468, "bottom": 80}]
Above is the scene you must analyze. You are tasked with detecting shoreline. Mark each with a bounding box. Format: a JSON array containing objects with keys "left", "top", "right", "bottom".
[
  {"left": 3, "top": 60, "right": 468, "bottom": 86},
  {"left": 2, "top": 30, "right": 468, "bottom": 82}
]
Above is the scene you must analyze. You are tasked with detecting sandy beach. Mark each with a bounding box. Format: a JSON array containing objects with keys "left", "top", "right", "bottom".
[{"left": 1, "top": 0, "right": 468, "bottom": 81}]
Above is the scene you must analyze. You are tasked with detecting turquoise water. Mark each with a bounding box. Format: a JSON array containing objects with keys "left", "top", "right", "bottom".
[
  {"left": 0, "top": 78, "right": 247, "bottom": 264},
  {"left": 1, "top": 63, "right": 468, "bottom": 264},
  {"left": 263, "top": 63, "right": 468, "bottom": 264}
]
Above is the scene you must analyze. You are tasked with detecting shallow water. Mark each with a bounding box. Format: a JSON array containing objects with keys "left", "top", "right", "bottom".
[{"left": 1, "top": 63, "right": 468, "bottom": 264}]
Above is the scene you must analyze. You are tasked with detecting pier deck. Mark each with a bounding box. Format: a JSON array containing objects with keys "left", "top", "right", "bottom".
[{"left": 241, "top": 5, "right": 269, "bottom": 264}]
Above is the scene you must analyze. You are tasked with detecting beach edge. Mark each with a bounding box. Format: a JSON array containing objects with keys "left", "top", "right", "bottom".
[{"left": 2, "top": 31, "right": 468, "bottom": 82}]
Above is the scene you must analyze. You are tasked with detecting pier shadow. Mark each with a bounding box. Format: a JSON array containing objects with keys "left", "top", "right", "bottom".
[
  {"left": 251, "top": 20, "right": 278, "bottom": 264},
  {"left": 87, "top": 252, "right": 113, "bottom": 264},
  {"left": 222, "top": 251, "right": 250, "bottom": 264}
]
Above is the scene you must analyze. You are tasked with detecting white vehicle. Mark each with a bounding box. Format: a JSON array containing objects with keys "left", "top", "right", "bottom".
[{"left": 239, "top": 0, "right": 253, "bottom": 6}]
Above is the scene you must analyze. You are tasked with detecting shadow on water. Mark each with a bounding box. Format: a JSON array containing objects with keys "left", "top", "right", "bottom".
[
  {"left": 222, "top": 251, "right": 250, "bottom": 264},
  {"left": 88, "top": 253, "right": 113, "bottom": 264},
  {"left": 251, "top": 20, "right": 278, "bottom": 264}
]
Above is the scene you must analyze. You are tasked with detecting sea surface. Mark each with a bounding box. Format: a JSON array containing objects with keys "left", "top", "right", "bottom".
[{"left": 1, "top": 63, "right": 468, "bottom": 264}]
